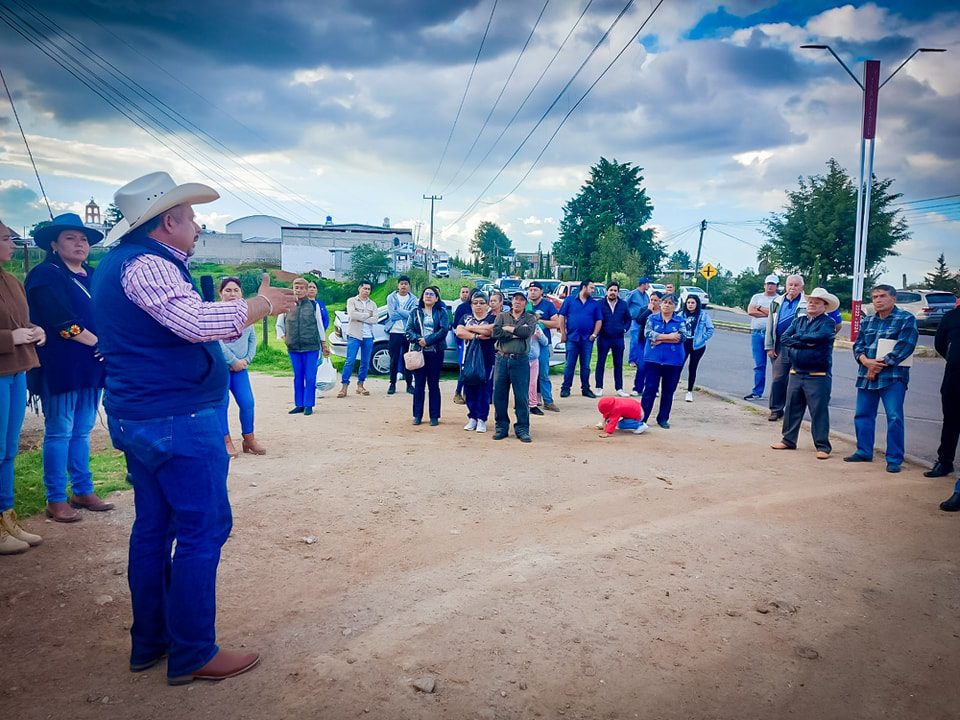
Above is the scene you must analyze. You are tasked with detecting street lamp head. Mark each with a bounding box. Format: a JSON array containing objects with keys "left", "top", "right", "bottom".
[
  {"left": 918, "top": 48, "right": 947, "bottom": 53},
  {"left": 801, "top": 44, "right": 829, "bottom": 49}
]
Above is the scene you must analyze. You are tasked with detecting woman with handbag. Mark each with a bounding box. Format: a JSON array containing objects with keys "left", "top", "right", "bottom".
[
  {"left": 405, "top": 286, "right": 450, "bottom": 426},
  {"left": 454, "top": 292, "right": 495, "bottom": 433},
  {"left": 24, "top": 213, "right": 110, "bottom": 523},
  {"left": 217, "top": 277, "right": 265, "bottom": 457}
]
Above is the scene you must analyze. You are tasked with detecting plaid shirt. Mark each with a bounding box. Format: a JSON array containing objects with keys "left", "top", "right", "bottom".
[{"left": 852, "top": 306, "right": 918, "bottom": 390}]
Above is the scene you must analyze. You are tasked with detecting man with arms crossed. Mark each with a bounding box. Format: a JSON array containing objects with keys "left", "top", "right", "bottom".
[{"left": 527, "top": 281, "right": 560, "bottom": 412}]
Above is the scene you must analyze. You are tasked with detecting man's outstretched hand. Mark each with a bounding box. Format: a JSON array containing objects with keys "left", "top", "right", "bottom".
[{"left": 258, "top": 273, "right": 296, "bottom": 316}]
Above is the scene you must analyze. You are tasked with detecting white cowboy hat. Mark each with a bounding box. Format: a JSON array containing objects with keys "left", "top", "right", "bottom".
[
  {"left": 104, "top": 171, "right": 219, "bottom": 245},
  {"left": 807, "top": 287, "right": 840, "bottom": 313}
]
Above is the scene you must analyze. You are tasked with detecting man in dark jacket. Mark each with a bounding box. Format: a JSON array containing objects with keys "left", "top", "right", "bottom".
[
  {"left": 595, "top": 281, "right": 632, "bottom": 396},
  {"left": 770, "top": 288, "right": 839, "bottom": 458},
  {"left": 492, "top": 290, "right": 538, "bottom": 442},
  {"left": 930, "top": 305, "right": 960, "bottom": 511}
]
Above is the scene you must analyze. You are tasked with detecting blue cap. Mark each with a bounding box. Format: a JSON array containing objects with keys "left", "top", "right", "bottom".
[{"left": 638, "top": 277, "right": 653, "bottom": 285}]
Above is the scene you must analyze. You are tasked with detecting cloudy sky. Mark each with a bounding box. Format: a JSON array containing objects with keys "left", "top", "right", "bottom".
[{"left": 0, "top": 0, "right": 957, "bottom": 283}]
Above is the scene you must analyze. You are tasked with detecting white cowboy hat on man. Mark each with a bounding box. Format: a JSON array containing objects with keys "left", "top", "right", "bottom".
[
  {"left": 104, "top": 171, "right": 219, "bottom": 245},
  {"left": 807, "top": 287, "right": 840, "bottom": 313}
]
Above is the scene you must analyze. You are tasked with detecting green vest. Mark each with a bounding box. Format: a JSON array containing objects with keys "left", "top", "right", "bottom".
[{"left": 285, "top": 299, "right": 321, "bottom": 352}]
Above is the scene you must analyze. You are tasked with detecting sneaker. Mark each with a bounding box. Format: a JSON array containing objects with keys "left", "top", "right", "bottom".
[
  {"left": 595, "top": 386, "right": 604, "bottom": 396},
  {"left": 658, "top": 421, "right": 670, "bottom": 429},
  {"left": 886, "top": 463, "right": 901, "bottom": 473},
  {"left": 632, "top": 422, "right": 648, "bottom": 435},
  {"left": 616, "top": 389, "right": 630, "bottom": 398},
  {"left": 476, "top": 420, "right": 487, "bottom": 433},
  {"left": 630, "top": 390, "right": 640, "bottom": 397},
  {"left": 685, "top": 391, "right": 693, "bottom": 403},
  {"left": 464, "top": 419, "right": 478, "bottom": 431},
  {"left": 743, "top": 393, "right": 762, "bottom": 400},
  {"left": 387, "top": 384, "right": 396, "bottom": 395},
  {"left": 529, "top": 406, "right": 544, "bottom": 416}
]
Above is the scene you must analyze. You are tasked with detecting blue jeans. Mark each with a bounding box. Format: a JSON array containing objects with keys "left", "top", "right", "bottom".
[
  {"left": 750, "top": 330, "right": 768, "bottom": 396},
  {"left": 341, "top": 336, "right": 374, "bottom": 385},
  {"left": 220, "top": 369, "right": 255, "bottom": 435},
  {"left": 0, "top": 372, "right": 27, "bottom": 512},
  {"left": 854, "top": 380, "right": 908, "bottom": 465},
  {"left": 41, "top": 387, "right": 101, "bottom": 503},
  {"left": 108, "top": 408, "right": 232, "bottom": 679},
  {"left": 562, "top": 337, "right": 594, "bottom": 393},
  {"left": 537, "top": 341, "right": 554, "bottom": 404},
  {"left": 289, "top": 350, "right": 319, "bottom": 408},
  {"left": 641, "top": 362, "right": 682, "bottom": 425}
]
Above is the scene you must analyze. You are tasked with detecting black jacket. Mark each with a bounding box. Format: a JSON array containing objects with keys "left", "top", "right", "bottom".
[
  {"left": 405, "top": 306, "right": 450, "bottom": 353},
  {"left": 935, "top": 307, "right": 960, "bottom": 388},
  {"left": 780, "top": 312, "right": 836, "bottom": 374},
  {"left": 599, "top": 298, "right": 632, "bottom": 338}
]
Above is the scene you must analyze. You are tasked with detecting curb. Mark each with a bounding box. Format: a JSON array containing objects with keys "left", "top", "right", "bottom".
[
  {"left": 695, "top": 385, "right": 933, "bottom": 469},
  {"left": 711, "top": 320, "right": 940, "bottom": 358}
]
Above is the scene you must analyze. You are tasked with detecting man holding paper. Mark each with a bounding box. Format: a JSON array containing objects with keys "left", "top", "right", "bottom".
[{"left": 844, "top": 285, "right": 919, "bottom": 473}]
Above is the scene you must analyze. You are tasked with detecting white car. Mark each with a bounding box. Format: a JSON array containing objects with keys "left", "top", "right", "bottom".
[{"left": 679, "top": 286, "right": 710, "bottom": 308}]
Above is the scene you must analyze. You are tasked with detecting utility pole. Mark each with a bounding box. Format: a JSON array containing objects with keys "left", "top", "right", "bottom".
[
  {"left": 693, "top": 219, "right": 707, "bottom": 286},
  {"left": 423, "top": 194, "right": 442, "bottom": 282},
  {"left": 801, "top": 44, "right": 945, "bottom": 341}
]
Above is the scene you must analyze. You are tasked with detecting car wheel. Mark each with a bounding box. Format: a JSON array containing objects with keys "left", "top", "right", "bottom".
[{"left": 369, "top": 343, "right": 392, "bottom": 375}]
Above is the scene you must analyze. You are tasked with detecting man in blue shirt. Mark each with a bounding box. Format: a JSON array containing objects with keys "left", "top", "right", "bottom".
[
  {"left": 763, "top": 274, "right": 806, "bottom": 421},
  {"left": 527, "top": 281, "right": 561, "bottom": 412},
  {"left": 558, "top": 280, "right": 602, "bottom": 398},
  {"left": 595, "top": 281, "right": 632, "bottom": 396},
  {"left": 845, "top": 284, "right": 919, "bottom": 473}
]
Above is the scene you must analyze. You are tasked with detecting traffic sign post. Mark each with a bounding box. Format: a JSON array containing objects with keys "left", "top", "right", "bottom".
[{"left": 699, "top": 263, "right": 718, "bottom": 281}]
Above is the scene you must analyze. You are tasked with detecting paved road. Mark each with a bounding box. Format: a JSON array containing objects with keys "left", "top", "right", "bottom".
[{"left": 658, "top": 327, "right": 946, "bottom": 464}]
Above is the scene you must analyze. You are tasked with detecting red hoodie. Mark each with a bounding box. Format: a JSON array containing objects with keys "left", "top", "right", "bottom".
[{"left": 597, "top": 396, "right": 643, "bottom": 435}]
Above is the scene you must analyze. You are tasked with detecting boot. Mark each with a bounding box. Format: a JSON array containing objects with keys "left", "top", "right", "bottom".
[
  {"left": 1, "top": 509, "right": 42, "bottom": 547},
  {"left": 224, "top": 435, "right": 239, "bottom": 458},
  {"left": 242, "top": 433, "right": 266, "bottom": 455},
  {"left": 45, "top": 501, "right": 80, "bottom": 523},
  {"left": 356, "top": 383, "right": 370, "bottom": 396},
  {"left": 0, "top": 524, "right": 29, "bottom": 555},
  {"left": 337, "top": 384, "right": 348, "bottom": 398}
]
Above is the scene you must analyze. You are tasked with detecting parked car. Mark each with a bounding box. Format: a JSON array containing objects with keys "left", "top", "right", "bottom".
[
  {"left": 861, "top": 289, "right": 957, "bottom": 330},
  {"left": 546, "top": 281, "right": 607, "bottom": 310},
  {"left": 650, "top": 283, "right": 666, "bottom": 295},
  {"left": 329, "top": 306, "right": 566, "bottom": 374},
  {"left": 679, "top": 285, "right": 710, "bottom": 308},
  {"left": 497, "top": 277, "right": 523, "bottom": 292},
  {"left": 521, "top": 278, "right": 562, "bottom": 295}
]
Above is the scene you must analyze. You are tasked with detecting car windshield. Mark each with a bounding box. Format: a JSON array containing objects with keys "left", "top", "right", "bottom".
[
  {"left": 895, "top": 292, "right": 922, "bottom": 303},
  {"left": 926, "top": 292, "right": 956, "bottom": 304},
  {"left": 499, "top": 279, "right": 522, "bottom": 290},
  {"left": 535, "top": 281, "right": 560, "bottom": 294}
]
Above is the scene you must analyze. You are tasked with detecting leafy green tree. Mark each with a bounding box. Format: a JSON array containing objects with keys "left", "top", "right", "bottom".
[
  {"left": 666, "top": 249, "right": 691, "bottom": 271},
  {"left": 590, "top": 226, "right": 630, "bottom": 283},
  {"left": 554, "top": 157, "right": 661, "bottom": 279},
  {"left": 469, "top": 221, "right": 512, "bottom": 275},
  {"left": 349, "top": 243, "right": 391, "bottom": 284},
  {"left": 760, "top": 159, "right": 909, "bottom": 292},
  {"left": 923, "top": 253, "right": 958, "bottom": 293}
]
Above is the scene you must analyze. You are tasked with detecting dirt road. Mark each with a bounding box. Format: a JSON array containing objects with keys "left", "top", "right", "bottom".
[{"left": 2, "top": 373, "right": 958, "bottom": 720}]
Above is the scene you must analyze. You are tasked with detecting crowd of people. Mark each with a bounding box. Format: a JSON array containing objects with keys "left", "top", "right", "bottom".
[{"left": 1, "top": 169, "right": 959, "bottom": 692}]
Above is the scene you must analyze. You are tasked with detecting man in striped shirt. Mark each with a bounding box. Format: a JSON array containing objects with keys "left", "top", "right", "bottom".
[{"left": 93, "top": 172, "right": 295, "bottom": 686}]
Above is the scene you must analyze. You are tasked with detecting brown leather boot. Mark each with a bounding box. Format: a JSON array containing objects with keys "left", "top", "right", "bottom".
[
  {"left": 167, "top": 649, "right": 260, "bottom": 686},
  {"left": 356, "top": 383, "right": 370, "bottom": 396},
  {"left": 224, "top": 434, "right": 239, "bottom": 458},
  {"left": 46, "top": 501, "right": 81, "bottom": 523},
  {"left": 69, "top": 493, "right": 115, "bottom": 512},
  {"left": 337, "top": 384, "right": 348, "bottom": 398},
  {"left": 242, "top": 433, "right": 266, "bottom": 455}
]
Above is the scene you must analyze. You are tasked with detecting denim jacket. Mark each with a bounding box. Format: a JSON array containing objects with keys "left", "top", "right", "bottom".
[
  {"left": 405, "top": 306, "right": 450, "bottom": 353},
  {"left": 682, "top": 311, "right": 715, "bottom": 350}
]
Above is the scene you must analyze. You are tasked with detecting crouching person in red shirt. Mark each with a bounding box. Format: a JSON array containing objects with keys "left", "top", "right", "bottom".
[{"left": 597, "top": 396, "right": 647, "bottom": 437}]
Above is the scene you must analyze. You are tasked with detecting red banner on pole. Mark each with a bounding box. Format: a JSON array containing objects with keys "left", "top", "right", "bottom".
[
  {"left": 862, "top": 60, "right": 881, "bottom": 139},
  {"left": 851, "top": 300, "right": 862, "bottom": 342}
]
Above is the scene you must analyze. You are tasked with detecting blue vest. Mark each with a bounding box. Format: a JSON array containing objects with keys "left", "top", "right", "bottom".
[{"left": 91, "top": 235, "right": 229, "bottom": 420}]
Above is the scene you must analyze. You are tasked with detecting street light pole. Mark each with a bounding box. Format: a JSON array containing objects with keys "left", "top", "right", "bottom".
[{"left": 801, "top": 44, "right": 946, "bottom": 341}]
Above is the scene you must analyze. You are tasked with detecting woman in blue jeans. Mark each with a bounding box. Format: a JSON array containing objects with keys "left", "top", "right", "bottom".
[
  {"left": 218, "top": 278, "right": 265, "bottom": 457},
  {"left": 641, "top": 294, "right": 688, "bottom": 429},
  {"left": 25, "top": 213, "right": 111, "bottom": 523},
  {"left": 405, "top": 286, "right": 450, "bottom": 426},
  {"left": 0, "top": 219, "right": 45, "bottom": 553}
]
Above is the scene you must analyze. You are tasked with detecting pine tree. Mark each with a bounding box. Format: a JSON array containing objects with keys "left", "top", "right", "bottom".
[{"left": 924, "top": 253, "right": 957, "bottom": 292}]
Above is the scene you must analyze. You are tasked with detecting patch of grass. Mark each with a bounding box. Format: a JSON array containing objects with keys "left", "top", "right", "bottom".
[{"left": 13, "top": 449, "right": 128, "bottom": 518}]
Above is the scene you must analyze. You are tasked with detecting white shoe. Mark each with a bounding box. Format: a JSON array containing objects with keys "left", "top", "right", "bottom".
[
  {"left": 464, "top": 419, "right": 478, "bottom": 431},
  {"left": 630, "top": 390, "right": 640, "bottom": 397},
  {"left": 476, "top": 420, "right": 487, "bottom": 433},
  {"left": 633, "top": 422, "right": 648, "bottom": 435},
  {"left": 595, "top": 387, "right": 604, "bottom": 396},
  {"left": 616, "top": 389, "right": 630, "bottom": 397},
  {"left": 685, "top": 391, "right": 693, "bottom": 403}
]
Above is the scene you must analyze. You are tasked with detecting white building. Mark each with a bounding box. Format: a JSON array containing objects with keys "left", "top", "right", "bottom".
[{"left": 281, "top": 217, "right": 414, "bottom": 280}]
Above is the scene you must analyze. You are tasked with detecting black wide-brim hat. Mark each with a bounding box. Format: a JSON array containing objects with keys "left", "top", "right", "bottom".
[{"left": 32, "top": 213, "right": 104, "bottom": 252}]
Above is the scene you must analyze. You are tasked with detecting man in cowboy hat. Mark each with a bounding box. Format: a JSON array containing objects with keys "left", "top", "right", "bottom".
[
  {"left": 770, "top": 288, "right": 839, "bottom": 459},
  {"left": 91, "top": 172, "right": 295, "bottom": 685}
]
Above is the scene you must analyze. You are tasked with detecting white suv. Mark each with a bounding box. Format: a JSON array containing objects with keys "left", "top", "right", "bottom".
[{"left": 679, "top": 286, "right": 710, "bottom": 308}]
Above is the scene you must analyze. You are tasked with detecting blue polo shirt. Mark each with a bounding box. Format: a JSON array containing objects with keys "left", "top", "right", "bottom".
[
  {"left": 529, "top": 298, "right": 558, "bottom": 342},
  {"left": 777, "top": 295, "right": 802, "bottom": 338},
  {"left": 559, "top": 294, "right": 602, "bottom": 342}
]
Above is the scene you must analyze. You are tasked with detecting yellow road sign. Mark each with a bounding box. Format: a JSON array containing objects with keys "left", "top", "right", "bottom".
[{"left": 699, "top": 263, "right": 718, "bottom": 280}]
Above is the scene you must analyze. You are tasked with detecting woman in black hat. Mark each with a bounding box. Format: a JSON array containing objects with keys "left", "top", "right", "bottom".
[{"left": 25, "top": 213, "right": 111, "bottom": 523}]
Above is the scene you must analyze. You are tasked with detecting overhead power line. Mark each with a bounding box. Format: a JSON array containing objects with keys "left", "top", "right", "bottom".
[
  {"left": 894, "top": 193, "right": 960, "bottom": 206},
  {"left": 440, "top": 0, "right": 550, "bottom": 195},
  {"left": 442, "top": 0, "right": 667, "bottom": 232},
  {"left": 0, "top": 64, "right": 53, "bottom": 219},
  {"left": 428, "top": 0, "right": 499, "bottom": 190}
]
